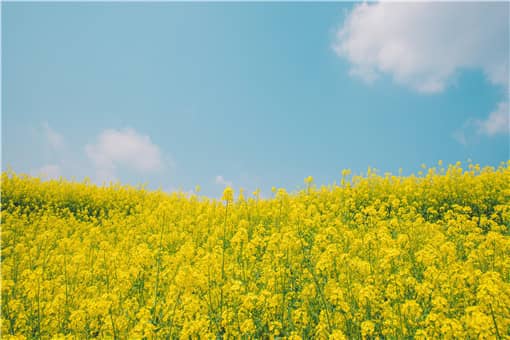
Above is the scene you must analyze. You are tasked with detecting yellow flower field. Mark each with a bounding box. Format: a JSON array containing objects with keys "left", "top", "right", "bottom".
[{"left": 1, "top": 161, "right": 510, "bottom": 339}]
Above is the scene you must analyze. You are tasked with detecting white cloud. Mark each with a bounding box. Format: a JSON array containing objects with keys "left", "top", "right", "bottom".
[
  {"left": 42, "top": 122, "right": 65, "bottom": 150},
  {"left": 31, "top": 124, "right": 66, "bottom": 180},
  {"left": 452, "top": 129, "right": 468, "bottom": 146},
  {"left": 32, "top": 164, "right": 61, "bottom": 179},
  {"left": 85, "top": 128, "right": 163, "bottom": 182},
  {"left": 334, "top": 2, "right": 509, "bottom": 93},
  {"left": 215, "top": 175, "right": 233, "bottom": 187},
  {"left": 477, "top": 101, "right": 509, "bottom": 136},
  {"left": 452, "top": 101, "right": 509, "bottom": 144}
]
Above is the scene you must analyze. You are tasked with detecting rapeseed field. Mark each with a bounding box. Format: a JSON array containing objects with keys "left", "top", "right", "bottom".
[{"left": 1, "top": 161, "right": 509, "bottom": 339}]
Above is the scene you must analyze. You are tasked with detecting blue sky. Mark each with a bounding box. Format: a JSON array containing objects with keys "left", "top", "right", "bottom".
[{"left": 2, "top": 2, "right": 509, "bottom": 197}]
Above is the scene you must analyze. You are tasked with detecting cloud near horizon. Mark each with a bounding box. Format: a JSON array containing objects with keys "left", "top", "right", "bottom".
[
  {"left": 215, "top": 175, "right": 233, "bottom": 188},
  {"left": 31, "top": 164, "right": 61, "bottom": 179},
  {"left": 85, "top": 128, "right": 164, "bottom": 182},
  {"left": 42, "top": 122, "right": 65, "bottom": 151},
  {"left": 30, "top": 123, "right": 66, "bottom": 179}
]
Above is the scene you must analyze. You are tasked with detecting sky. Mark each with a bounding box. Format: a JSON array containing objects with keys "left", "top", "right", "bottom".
[{"left": 2, "top": 2, "right": 509, "bottom": 197}]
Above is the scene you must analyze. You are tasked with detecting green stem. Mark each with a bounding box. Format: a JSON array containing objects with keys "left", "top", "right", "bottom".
[
  {"left": 37, "top": 276, "right": 42, "bottom": 339},
  {"left": 219, "top": 201, "right": 229, "bottom": 337},
  {"left": 489, "top": 304, "right": 501, "bottom": 340}
]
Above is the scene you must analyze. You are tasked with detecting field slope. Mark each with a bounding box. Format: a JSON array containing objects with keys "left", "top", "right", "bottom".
[{"left": 1, "top": 163, "right": 510, "bottom": 339}]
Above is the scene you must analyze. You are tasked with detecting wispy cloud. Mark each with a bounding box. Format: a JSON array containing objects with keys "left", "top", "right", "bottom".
[
  {"left": 31, "top": 164, "right": 61, "bottom": 179},
  {"left": 476, "top": 101, "right": 509, "bottom": 136},
  {"left": 215, "top": 175, "right": 233, "bottom": 187},
  {"left": 85, "top": 128, "right": 164, "bottom": 183},
  {"left": 453, "top": 101, "right": 509, "bottom": 145},
  {"left": 31, "top": 123, "right": 67, "bottom": 178},
  {"left": 42, "top": 122, "right": 65, "bottom": 151}
]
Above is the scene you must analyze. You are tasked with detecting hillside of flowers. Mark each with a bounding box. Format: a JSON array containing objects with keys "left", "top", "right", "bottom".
[{"left": 1, "top": 161, "right": 510, "bottom": 339}]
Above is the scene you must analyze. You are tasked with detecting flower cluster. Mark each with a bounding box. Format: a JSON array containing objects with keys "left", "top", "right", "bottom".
[{"left": 1, "top": 161, "right": 509, "bottom": 338}]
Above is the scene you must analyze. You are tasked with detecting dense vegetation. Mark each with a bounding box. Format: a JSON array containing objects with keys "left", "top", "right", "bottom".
[{"left": 1, "top": 162, "right": 509, "bottom": 339}]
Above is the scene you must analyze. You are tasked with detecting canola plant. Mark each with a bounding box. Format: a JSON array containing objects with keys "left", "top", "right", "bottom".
[{"left": 1, "top": 161, "right": 509, "bottom": 339}]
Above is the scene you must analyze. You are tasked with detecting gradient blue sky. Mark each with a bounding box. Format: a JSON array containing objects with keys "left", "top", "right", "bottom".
[{"left": 2, "top": 2, "right": 509, "bottom": 197}]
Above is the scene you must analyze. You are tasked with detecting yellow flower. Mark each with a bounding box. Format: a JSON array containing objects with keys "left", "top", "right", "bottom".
[
  {"left": 1, "top": 160, "right": 509, "bottom": 338},
  {"left": 361, "top": 320, "right": 375, "bottom": 338},
  {"left": 221, "top": 186, "right": 234, "bottom": 203},
  {"left": 240, "top": 319, "right": 255, "bottom": 335}
]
